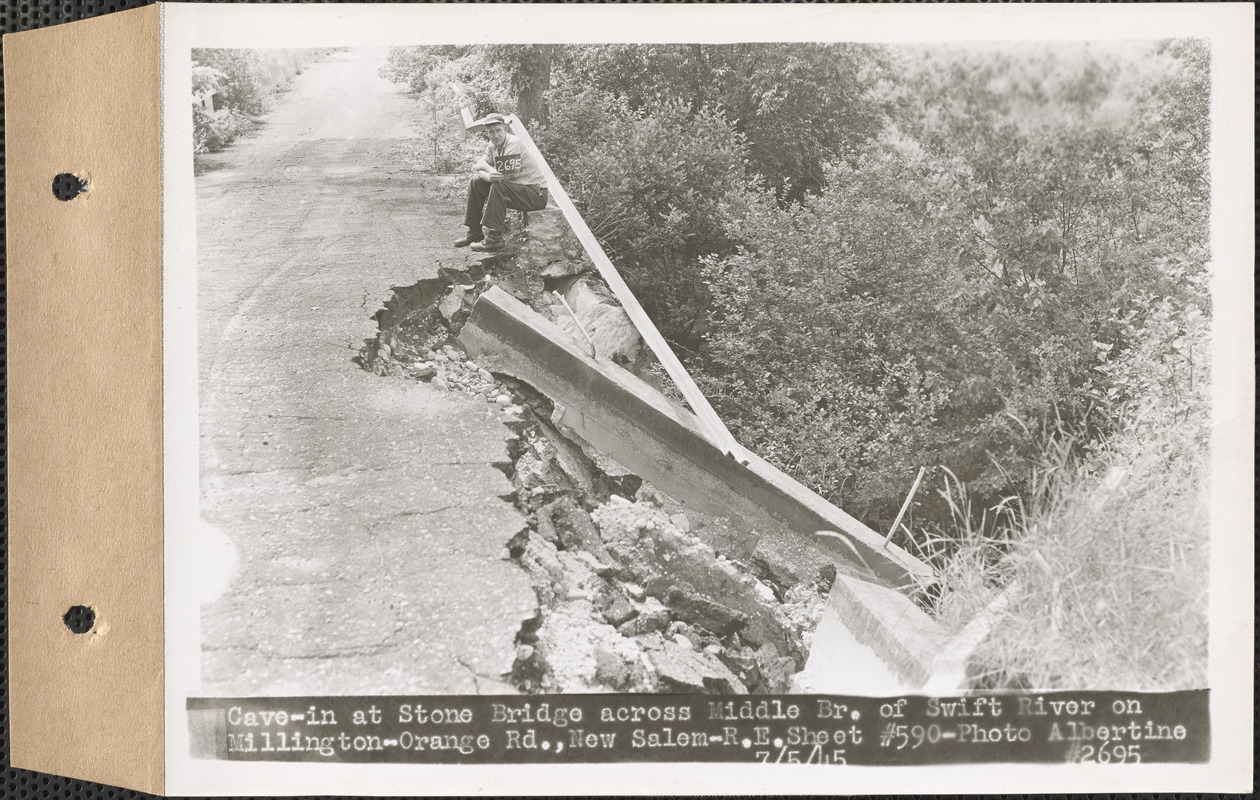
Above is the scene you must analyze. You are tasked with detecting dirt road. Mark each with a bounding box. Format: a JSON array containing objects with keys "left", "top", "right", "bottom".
[{"left": 197, "top": 49, "right": 535, "bottom": 695}]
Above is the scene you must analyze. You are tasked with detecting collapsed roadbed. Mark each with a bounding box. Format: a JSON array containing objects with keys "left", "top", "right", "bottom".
[{"left": 358, "top": 210, "right": 948, "bottom": 694}]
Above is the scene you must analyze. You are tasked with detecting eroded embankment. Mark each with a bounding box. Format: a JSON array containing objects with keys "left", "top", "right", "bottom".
[{"left": 357, "top": 222, "right": 830, "bottom": 694}]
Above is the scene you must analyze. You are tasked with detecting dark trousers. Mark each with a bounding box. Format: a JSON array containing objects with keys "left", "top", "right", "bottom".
[{"left": 464, "top": 178, "right": 549, "bottom": 234}]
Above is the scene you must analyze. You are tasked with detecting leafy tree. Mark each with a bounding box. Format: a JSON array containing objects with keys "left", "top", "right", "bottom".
[
  {"left": 557, "top": 44, "right": 883, "bottom": 201},
  {"left": 486, "top": 45, "right": 555, "bottom": 127},
  {"left": 192, "top": 49, "right": 335, "bottom": 153},
  {"left": 382, "top": 46, "right": 514, "bottom": 119},
  {"left": 384, "top": 45, "right": 557, "bottom": 126},
  {"left": 381, "top": 47, "right": 514, "bottom": 172},
  {"left": 537, "top": 89, "right": 757, "bottom": 348}
]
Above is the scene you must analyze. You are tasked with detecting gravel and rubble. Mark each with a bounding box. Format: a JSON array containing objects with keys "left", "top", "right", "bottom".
[{"left": 358, "top": 224, "right": 832, "bottom": 695}]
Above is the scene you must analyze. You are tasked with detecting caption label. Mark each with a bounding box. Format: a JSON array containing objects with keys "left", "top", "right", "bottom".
[{"left": 187, "top": 691, "right": 1208, "bottom": 765}]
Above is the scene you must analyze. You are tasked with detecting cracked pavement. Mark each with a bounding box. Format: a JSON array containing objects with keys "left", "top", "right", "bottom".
[{"left": 197, "top": 49, "right": 536, "bottom": 696}]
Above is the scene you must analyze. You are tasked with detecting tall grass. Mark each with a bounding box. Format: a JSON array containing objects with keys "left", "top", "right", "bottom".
[
  {"left": 921, "top": 281, "right": 1210, "bottom": 691},
  {"left": 924, "top": 426, "right": 1208, "bottom": 690}
]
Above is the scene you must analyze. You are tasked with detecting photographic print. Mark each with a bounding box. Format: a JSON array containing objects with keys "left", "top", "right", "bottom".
[{"left": 157, "top": 4, "right": 1252, "bottom": 794}]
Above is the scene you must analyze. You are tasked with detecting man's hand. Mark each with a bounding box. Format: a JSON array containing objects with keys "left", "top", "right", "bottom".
[
  {"left": 486, "top": 171, "right": 506, "bottom": 183},
  {"left": 472, "top": 155, "right": 495, "bottom": 183}
]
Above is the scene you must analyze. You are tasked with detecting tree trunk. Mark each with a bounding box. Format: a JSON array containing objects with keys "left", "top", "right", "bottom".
[{"left": 514, "top": 45, "right": 554, "bottom": 128}]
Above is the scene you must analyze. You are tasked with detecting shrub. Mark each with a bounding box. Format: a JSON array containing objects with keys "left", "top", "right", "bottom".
[
  {"left": 698, "top": 149, "right": 1047, "bottom": 528},
  {"left": 193, "top": 106, "right": 253, "bottom": 154},
  {"left": 537, "top": 89, "right": 758, "bottom": 349},
  {"left": 381, "top": 47, "right": 514, "bottom": 173},
  {"left": 193, "top": 49, "right": 268, "bottom": 117},
  {"left": 192, "top": 49, "right": 335, "bottom": 153}
]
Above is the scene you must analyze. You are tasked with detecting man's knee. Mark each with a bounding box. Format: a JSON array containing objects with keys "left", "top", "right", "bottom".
[{"left": 491, "top": 182, "right": 545, "bottom": 211}]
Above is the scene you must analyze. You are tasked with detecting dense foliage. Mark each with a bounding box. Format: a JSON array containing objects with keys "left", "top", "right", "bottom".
[
  {"left": 381, "top": 41, "right": 1212, "bottom": 685},
  {"left": 701, "top": 42, "right": 1211, "bottom": 531},
  {"left": 539, "top": 89, "right": 756, "bottom": 344},
  {"left": 557, "top": 44, "right": 881, "bottom": 201}
]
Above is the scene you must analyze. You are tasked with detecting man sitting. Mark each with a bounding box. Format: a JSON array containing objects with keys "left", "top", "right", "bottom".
[{"left": 455, "top": 113, "right": 549, "bottom": 252}]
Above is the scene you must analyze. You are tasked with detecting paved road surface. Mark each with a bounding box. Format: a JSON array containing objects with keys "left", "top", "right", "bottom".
[{"left": 197, "top": 49, "right": 535, "bottom": 695}]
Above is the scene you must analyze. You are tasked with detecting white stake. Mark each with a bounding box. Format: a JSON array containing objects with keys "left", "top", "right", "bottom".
[
  {"left": 884, "top": 466, "right": 927, "bottom": 547},
  {"left": 552, "top": 291, "right": 597, "bottom": 358}
]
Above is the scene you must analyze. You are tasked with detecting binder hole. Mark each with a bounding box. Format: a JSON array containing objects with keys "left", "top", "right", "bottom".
[
  {"left": 52, "top": 173, "right": 87, "bottom": 201},
  {"left": 62, "top": 605, "right": 95, "bottom": 634}
]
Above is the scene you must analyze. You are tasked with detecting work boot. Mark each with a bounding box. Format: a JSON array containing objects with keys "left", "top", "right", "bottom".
[
  {"left": 454, "top": 227, "right": 484, "bottom": 248},
  {"left": 470, "top": 232, "right": 505, "bottom": 252}
]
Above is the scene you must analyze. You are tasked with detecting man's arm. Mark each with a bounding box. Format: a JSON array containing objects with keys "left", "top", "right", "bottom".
[{"left": 472, "top": 149, "right": 502, "bottom": 182}]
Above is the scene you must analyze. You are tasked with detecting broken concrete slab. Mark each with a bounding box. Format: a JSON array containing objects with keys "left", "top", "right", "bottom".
[
  {"left": 541, "top": 260, "right": 583, "bottom": 280},
  {"left": 618, "top": 597, "right": 671, "bottom": 637},
  {"left": 592, "top": 640, "right": 649, "bottom": 691},
  {"left": 545, "top": 495, "right": 616, "bottom": 565},
  {"left": 594, "top": 583, "right": 638, "bottom": 627},
  {"left": 592, "top": 499, "right": 797, "bottom": 660},
  {"left": 458, "top": 286, "right": 932, "bottom": 589},
  {"left": 793, "top": 609, "right": 908, "bottom": 695},
  {"left": 533, "top": 600, "right": 655, "bottom": 693},
  {"left": 657, "top": 588, "right": 750, "bottom": 638},
  {"left": 519, "top": 531, "right": 567, "bottom": 606},
  {"left": 638, "top": 632, "right": 747, "bottom": 694},
  {"left": 437, "top": 285, "right": 471, "bottom": 323},
  {"left": 557, "top": 424, "right": 634, "bottom": 478},
  {"left": 547, "top": 271, "right": 645, "bottom": 370}
]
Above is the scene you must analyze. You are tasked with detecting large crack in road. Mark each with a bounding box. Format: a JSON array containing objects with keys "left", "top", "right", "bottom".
[{"left": 197, "top": 49, "right": 536, "bottom": 695}]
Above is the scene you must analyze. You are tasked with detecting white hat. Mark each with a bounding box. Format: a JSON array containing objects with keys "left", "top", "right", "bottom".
[{"left": 468, "top": 113, "right": 510, "bottom": 133}]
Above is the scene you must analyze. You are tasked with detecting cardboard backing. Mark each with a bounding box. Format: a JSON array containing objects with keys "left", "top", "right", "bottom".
[{"left": 4, "top": 4, "right": 164, "bottom": 794}]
